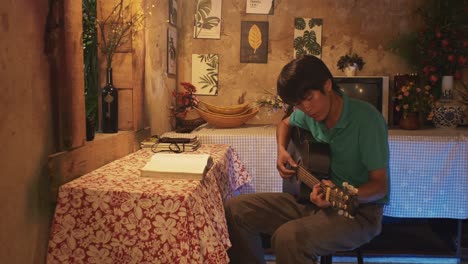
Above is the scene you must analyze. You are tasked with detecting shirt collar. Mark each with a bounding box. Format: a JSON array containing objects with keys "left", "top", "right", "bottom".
[{"left": 334, "top": 90, "right": 350, "bottom": 129}]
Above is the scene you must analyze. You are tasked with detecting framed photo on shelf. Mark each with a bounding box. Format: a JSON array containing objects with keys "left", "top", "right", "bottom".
[
  {"left": 246, "top": 0, "right": 274, "bottom": 15},
  {"left": 167, "top": 27, "right": 177, "bottom": 75},
  {"left": 169, "top": 0, "right": 178, "bottom": 26}
]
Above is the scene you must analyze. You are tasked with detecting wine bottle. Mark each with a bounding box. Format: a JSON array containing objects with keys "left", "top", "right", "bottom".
[{"left": 102, "top": 68, "right": 118, "bottom": 133}]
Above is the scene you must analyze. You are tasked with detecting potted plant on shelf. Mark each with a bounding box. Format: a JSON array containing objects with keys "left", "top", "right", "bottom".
[
  {"left": 83, "top": 0, "right": 98, "bottom": 141},
  {"left": 394, "top": 82, "right": 435, "bottom": 129},
  {"left": 171, "top": 82, "right": 205, "bottom": 133},
  {"left": 97, "top": 0, "right": 151, "bottom": 133},
  {"left": 337, "top": 50, "right": 365, "bottom": 77},
  {"left": 388, "top": 0, "right": 466, "bottom": 98}
]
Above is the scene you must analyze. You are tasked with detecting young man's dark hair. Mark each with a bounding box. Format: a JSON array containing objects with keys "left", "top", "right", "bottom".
[{"left": 277, "top": 55, "right": 340, "bottom": 106}]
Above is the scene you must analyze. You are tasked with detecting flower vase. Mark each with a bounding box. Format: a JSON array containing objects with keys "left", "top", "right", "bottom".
[
  {"left": 344, "top": 65, "right": 357, "bottom": 77},
  {"left": 101, "top": 67, "right": 118, "bottom": 133},
  {"left": 175, "top": 109, "right": 205, "bottom": 133},
  {"left": 399, "top": 112, "right": 420, "bottom": 130},
  {"left": 432, "top": 102, "right": 463, "bottom": 129},
  {"left": 440, "top": 75, "right": 454, "bottom": 102}
]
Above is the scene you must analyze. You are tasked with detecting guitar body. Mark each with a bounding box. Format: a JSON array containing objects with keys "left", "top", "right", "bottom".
[{"left": 286, "top": 127, "right": 359, "bottom": 218}]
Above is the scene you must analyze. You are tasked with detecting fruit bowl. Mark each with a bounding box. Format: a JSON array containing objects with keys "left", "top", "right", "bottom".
[
  {"left": 195, "top": 106, "right": 259, "bottom": 128},
  {"left": 198, "top": 101, "right": 250, "bottom": 115}
]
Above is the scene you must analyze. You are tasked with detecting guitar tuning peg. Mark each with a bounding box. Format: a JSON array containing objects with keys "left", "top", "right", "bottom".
[
  {"left": 348, "top": 215, "right": 355, "bottom": 219},
  {"left": 344, "top": 212, "right": 349, "bottom": 217}
]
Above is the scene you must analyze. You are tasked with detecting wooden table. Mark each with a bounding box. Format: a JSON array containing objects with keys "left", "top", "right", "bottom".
[{"left": 47, "top": 144, "right": 251, "bottom": 264}]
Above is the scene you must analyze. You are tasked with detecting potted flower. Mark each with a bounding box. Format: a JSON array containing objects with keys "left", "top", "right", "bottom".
[
  {"left": 171, "top": 82, "right": 205, "bottom": 132},
  {"left": 337, "top": 51, "right": 365, "bottom": 76},
  {"left": 394, "top": 82, "right": 435, "bottom": 129},
  {"left": 388, "top": 1, "right": 466, "bottom": 98}
]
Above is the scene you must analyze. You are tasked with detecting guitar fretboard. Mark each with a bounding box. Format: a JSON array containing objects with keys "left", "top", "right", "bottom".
[{"left": 296, "top": 165, "right": 344, "bottom": 203}]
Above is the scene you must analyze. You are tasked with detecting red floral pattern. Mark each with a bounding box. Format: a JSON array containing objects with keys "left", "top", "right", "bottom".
[{"left": 47, "top": 144, "right": 251, "bottom": 264}]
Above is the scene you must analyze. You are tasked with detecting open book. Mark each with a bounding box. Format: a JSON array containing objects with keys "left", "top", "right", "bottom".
[{"left": 140, "top": 153, "right": 213, "bottom": 180}]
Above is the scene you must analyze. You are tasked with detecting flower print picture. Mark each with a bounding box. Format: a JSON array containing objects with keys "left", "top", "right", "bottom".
[
  {"left": 193, "top": 0, "right": 222, "bottom": 39},
  {"left": 294, "top": 18, "right": 322, "bottom": 58},
  {"left": 240, "top": 21, "right": 269, "bottom": 63}
]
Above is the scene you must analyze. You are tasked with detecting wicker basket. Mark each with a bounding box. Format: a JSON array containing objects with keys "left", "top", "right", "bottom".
[
  {"left": 199, "top": 101, "right": 250, "bottom": 115},
  {"left": 195, "top": 106, "right": 259, "bottom": 128}
]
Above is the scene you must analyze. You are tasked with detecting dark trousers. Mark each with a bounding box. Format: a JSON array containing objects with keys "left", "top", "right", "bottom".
[{"left": 225, "top": 193, "right": 383, "bottom": 264}]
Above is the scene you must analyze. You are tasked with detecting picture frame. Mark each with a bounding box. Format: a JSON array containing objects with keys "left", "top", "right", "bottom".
[
  {"left": 293, "top": 18, "right": 323, "bottom": 58},
  {"left": 169, "top": 0, "right": 178, "bottom": 27},
  {"left": 193, "top": 0, "right": 222, "bottom": 39},
  {"left": 246, "top": 0, "right": 274, "bottom": 15},
  {"left": 192, "top": 54, "right": 219, "bottom": 95},
  {"left": 167, "top": 27, "right": 177, "bottom": 75},
  {"left": 240, "top": 21, "right": 269, "bottom": 63}
]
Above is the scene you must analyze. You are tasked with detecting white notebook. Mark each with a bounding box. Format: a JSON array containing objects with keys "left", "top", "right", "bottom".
[{"left": 140, "top": 153, "right": 212, "bottom": 180}]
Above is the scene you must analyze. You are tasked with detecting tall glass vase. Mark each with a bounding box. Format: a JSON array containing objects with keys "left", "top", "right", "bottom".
[{"left": 101, "top": 67, "right": 118, "bottom": 133}]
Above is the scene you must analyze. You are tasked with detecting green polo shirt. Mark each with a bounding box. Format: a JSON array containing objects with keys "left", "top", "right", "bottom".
[{"left": 289, "top": 92, "right": 389, "bottom": 203}]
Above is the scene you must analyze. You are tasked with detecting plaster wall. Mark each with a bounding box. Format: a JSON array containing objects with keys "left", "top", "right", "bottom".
[
  {"left": 0, "top": 0, "right": 54, "bottom": 263},
  {"left": 171, "top": 0, "right": 423, "bottom": 124}
]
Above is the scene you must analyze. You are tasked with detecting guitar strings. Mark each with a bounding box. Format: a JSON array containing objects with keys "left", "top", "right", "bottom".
[{"left": 297, "top": 166, "right": 347, "bottom": 202}]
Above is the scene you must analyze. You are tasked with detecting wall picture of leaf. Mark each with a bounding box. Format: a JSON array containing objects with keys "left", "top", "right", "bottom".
[
  {"left": 192, "top": 54, "right": 219, "bottom": 95},
  {"left": 293, "top": 18, "right": 322, "bottom": 58},
  {"left": 240, "top": 21, "right": 269, "bottom": 63},
  {"left": 193, "top": 0, "right": 222, "bottom": 39},
  {"left": 246, "top": 0, "right": 274, "bottom": 15},
  {"left": 169, "top": 0, "right": 178, "bottom": 27},
  {"left": 167, "top": 27, "right": 177, "bottom": 75}
]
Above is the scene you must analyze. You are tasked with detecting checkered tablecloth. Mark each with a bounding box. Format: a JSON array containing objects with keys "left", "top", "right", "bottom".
[
  {"left": 47, "top": 144, "right": 251, "bottom": 264},
  {"left": 165, "top": 124, "right": 281, "bottom": 194},
  {"left": 384, "top": 131, "right": 468, "bottom": 219},
  {"left": 167, "top": 125, "right": 468, "bottom": 219}
]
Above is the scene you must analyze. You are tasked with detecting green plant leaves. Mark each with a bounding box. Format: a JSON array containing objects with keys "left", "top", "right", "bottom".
[
  {"left": 197, "top": 54, "right": 218, "bottom": 94},
  {"left": 294, "top": 30, "right": 320, "bottom": 56},
  {"left": 294, "top": 18, "right": 306, "bottom": 30},
  {"left": 194, "top": 0, "right": 220, "bottom": 37}
]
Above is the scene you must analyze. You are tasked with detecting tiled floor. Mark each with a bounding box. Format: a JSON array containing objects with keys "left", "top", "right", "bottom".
[{"left": 265, "top": 256, "right": 466, "bottom": 264}]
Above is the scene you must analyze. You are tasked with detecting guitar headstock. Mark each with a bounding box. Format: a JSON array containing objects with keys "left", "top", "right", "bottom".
[{"left": 322, "top": 181, "right": 359, "bottom": 218}]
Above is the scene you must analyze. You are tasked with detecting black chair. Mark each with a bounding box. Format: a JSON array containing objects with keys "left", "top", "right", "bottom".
[{"left": 320, "top": 248, "right": 363, "bottom": 264}]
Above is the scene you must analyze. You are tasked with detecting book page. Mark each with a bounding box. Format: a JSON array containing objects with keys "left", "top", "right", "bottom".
[{"left": 141, "top": 153, "right": 211, "bottom": 174}]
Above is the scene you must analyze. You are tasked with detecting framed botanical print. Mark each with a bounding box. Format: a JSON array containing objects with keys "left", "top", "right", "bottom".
[
  {"left": 193, "top": 0, "right": 222, "bottom": 39},
  {"left": 246, "top": 0, "right": 274, "bottom": 15},
  {"left": 167, "top": 27, "right": 177, "bottom": 75},
  {"left": 293, "top": 18, "right": 323, "bottom": 58},
  {"left": 240, "top": 21, "right": 269, "bottom": 63},
  {"left": 169, "top": 0, "right": 178, "bottom": 26},
  {"left": 191, "top": 54, "right": 219, "bottom": 95}
]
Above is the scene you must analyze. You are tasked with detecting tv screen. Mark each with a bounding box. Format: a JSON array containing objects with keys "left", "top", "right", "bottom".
[{"left": 334, "top": 76, "right": 389, "bottom": 124}]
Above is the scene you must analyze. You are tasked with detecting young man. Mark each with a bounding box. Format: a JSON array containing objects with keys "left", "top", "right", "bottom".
[{"left": 225, "top": 55, "right": 389, "bottom": 264}]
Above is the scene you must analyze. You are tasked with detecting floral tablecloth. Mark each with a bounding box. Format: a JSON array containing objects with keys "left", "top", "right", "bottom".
[{"left": 47, "top": 144, "right": 251, "bottom": 264}]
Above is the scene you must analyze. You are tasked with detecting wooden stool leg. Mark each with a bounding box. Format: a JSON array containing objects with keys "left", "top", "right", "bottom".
[
  {"left": 320, "top": 255, "right": 332, "bottom": 264},
  {"left": 356, "top": 248, "right": 363, "bottom": 264}
]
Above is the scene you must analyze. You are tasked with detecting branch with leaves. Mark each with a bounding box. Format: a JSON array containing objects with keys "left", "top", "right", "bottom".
[{"left": 97, "top": 0, "right": 153, "bottom": 68}]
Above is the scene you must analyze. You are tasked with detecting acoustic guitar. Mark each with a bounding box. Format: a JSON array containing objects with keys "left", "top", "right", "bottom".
[{"left": 287, "top": 127, "right": 359, "bottom": 218}]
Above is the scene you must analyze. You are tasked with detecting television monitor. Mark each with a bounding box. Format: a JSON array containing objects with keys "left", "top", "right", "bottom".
[{"left": 334, "top": 76, "right": 389, "bottom": 124}]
